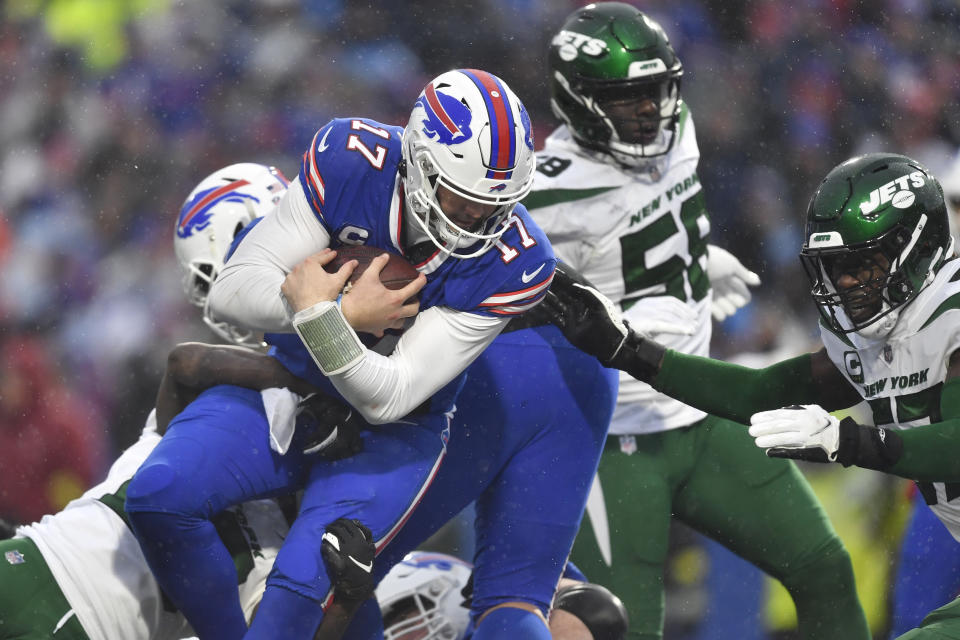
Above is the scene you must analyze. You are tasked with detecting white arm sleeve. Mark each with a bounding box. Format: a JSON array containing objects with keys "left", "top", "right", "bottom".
[
  {"left": 331, "top": 307, "right": 508, "bottom": 424},
  {"left": 208, "top": 176, "right": 331, "bottom": 332}
]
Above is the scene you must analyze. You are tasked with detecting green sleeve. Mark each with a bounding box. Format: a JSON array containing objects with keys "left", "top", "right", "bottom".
[
  {"left": 890, "top": 376, "right": 960, "bottom": 482},
  {"left": 651, "top": 350, "right": 821, "bottom": 424}
]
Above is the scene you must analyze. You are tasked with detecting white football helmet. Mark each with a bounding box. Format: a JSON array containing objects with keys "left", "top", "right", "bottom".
[
  {"left": 377, "top": 551, "right": 472, "bottom": 640},
  {"left": 174, "top": 162, "right": 289, "bottom": 345},
  {"left": 402, "top": 69, "right": 536, "bottom": 259}
]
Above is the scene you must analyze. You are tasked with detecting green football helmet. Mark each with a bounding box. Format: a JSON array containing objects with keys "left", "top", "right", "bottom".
[
  {"left": 549, "top": 2, "right": 683, "bottom": 166},
  {"left": 800, "top": 153, "right": 953, "bottom": 335}
]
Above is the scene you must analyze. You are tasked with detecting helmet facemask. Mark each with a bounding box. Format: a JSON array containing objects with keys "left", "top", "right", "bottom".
[
  {"left": 376, "top": 552, "right": 472, "bottom": 640},
  {"left": 549, "top": 3, "right": 684, "bottom": 167},
  {"left": 553, "top": 68, "right": 682, "bottom": 166},
  {"left": 802, "top": 214, "right": 951, "bottom": 336},
  {"left": 381, "top": 581, "right": 460, "bottom": 640},
  {"left": 403, "top": 136, "right": 519, "bottom": 259},
  {"left": 401, "top": 69, "right": 536, "bottom": 260},
  {"left": 801, "top": 153, "right": 953, "bottom": 337}
]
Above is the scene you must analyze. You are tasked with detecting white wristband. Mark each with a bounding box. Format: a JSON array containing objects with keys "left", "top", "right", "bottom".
[{"left": 292, "top": 301, "right": 365, "bottom": 375}]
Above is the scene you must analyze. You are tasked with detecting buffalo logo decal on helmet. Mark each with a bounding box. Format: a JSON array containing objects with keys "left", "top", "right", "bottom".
[
  {"left": 417, "top": 83, "right": 472, "bottom": 146},
  {"left": 177, "top": 180, "right": 258, "bottom": 239}
]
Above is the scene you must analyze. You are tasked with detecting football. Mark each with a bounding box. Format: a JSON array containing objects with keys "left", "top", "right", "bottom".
[{"left": 324, "top": 245, "right": 420, "bottom": 290}]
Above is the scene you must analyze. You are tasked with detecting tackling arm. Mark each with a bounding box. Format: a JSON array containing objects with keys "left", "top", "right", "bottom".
[
  {"left": 749, "top": 351, "right": 960, "bottom": 480},
  {"left": 651, "top": 347, "right": 861, "bottom": 424},
  {"left": 155, "top": 342, "right": 317, "bottom": 434},
  {"left": 540, "top": 265, "right": 860, "bottom": 423}
]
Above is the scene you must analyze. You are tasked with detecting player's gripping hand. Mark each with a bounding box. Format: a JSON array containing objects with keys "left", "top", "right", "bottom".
[
  {"left": 295, "top": 392, "right": 365, "bottom": 458},
  {"left": 707, "top": 244, "right": 761, "bottom": 321},
  {"left": 749, "top": 405, "right": 840, "bottom": 462},
  {"left": 341, "top": 253, "right": 425, "bottom": 337},
  {"left": 282, "top": 248, "right": 357, "bottom": 313},
  {"left": 321, "top": 518, "right": 376, "bottom": 604},
  {"left": 541, "top": 264, "right": 675, "bottom": 381},
  {"left": 750, "top": 404, "right": 904, "bottom": 470}
]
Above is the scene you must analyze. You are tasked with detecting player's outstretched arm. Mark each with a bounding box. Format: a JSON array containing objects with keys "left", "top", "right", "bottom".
[
  {"left": 543, "top": 267, "right": 861, "bottom": 423},
  {"left": 754, "top": 352, "right": 960, "bottom": 482}
]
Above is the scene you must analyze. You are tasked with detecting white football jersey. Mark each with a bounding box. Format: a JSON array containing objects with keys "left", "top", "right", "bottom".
[
  {"left": 17, "top": 406, "right": 292, "bottom": 640},
  {"left": 821, "top": 258, "right": 960, "bottom": 541},
  {"left": 528, "top": 105, "right": 710, "bottom": 434}
]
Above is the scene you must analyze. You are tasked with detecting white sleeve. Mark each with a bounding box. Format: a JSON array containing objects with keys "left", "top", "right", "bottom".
[
  {"left": 208, "top": 176, "right": 331, "bottom": 332},
  {"left": 330, "top": 307, "right": 508, "bottom": 424}
]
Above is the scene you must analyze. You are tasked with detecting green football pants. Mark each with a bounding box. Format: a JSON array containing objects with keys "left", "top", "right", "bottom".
[
  {"left": 0, "top": 537, "right": 90, "bottom": 639},
  {"left": 570, "top": 414, "right": 869, "bottom": 640}
]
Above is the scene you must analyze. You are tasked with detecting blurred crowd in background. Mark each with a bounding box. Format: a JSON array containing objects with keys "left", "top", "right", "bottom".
[{"left": 1, "top": 1, "right": 959, "bottom": 636}]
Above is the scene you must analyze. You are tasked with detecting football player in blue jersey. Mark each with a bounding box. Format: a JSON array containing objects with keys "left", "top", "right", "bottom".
[
  {"left": 166, "top": 160, "right": 621, "bottom": 640},
  {"left": 126, "top": 69, "right": 568, "bottom": 640}
]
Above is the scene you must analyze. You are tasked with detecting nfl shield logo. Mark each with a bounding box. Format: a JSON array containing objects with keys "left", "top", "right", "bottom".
[
  {"left": 5, "top": 550, "right": 25, "bottom": 565},
  {"left": 619, "top": 435, "right": 637, "bottom": 455},
  {"left": 883, "top": 345, "right": 894, "bottom": 363}
]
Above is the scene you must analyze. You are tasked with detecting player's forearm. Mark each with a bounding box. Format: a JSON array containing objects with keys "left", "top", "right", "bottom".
[
  {"left": 169, "top": 343, "right": 315, "bottom": 395},
  {"left": 890, "top": 377, "right": 960, "bottom": 481},
  {"left": 324, "top": 307, "right": 506, "bottom": 424},
  {"left": 312, "top": 600, "right": 367, "bottom": 640},
  {"left": 155, "top": 343, "right": 317, "bottom": 432},
  {"left": 651, "top": 350, "right": 821, "bottom": 424}
]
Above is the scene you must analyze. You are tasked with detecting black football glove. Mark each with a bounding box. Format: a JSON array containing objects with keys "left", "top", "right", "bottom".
[
  {"left": 296, "top": 393, "right": 365, "bottom": 459},
  {"left": 321, "top": 518, "right": 376, "bottom": 604},
  {"left": 544, "top": 264, "right": 666, "bottom": 381}
]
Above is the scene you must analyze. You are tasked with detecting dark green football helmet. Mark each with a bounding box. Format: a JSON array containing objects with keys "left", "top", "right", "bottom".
[
  {"left": 800, "top": 153, "right": 953, "bottom": 334},
  {"left": 549, "top": 2, "right": 683, "bottom": 165}
]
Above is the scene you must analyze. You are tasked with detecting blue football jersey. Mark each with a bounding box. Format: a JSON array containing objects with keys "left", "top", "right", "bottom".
[{"left": 277, "top": 117, "right": 556, "bottom": 414}]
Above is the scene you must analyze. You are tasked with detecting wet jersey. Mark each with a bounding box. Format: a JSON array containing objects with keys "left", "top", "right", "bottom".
[
  {"left": 270, "top": 117, "right": 556, "bottom": 412},
  {"left": 526, "top": 106, "right": 710, "bottom": 434},
  {"left": 821, "top": 258, "right": 960, "bottom": 541},
  {"left": 17, "top": 411, "right": 291, "bottom": 640}
]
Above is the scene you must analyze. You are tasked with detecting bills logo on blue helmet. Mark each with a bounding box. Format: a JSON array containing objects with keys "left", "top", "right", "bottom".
[
  {"left": 177, "top": 180, "right": 260, "bottom": 239},
  {"left": 418, "top": 83, "right": 473, "bottom": 146}
]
